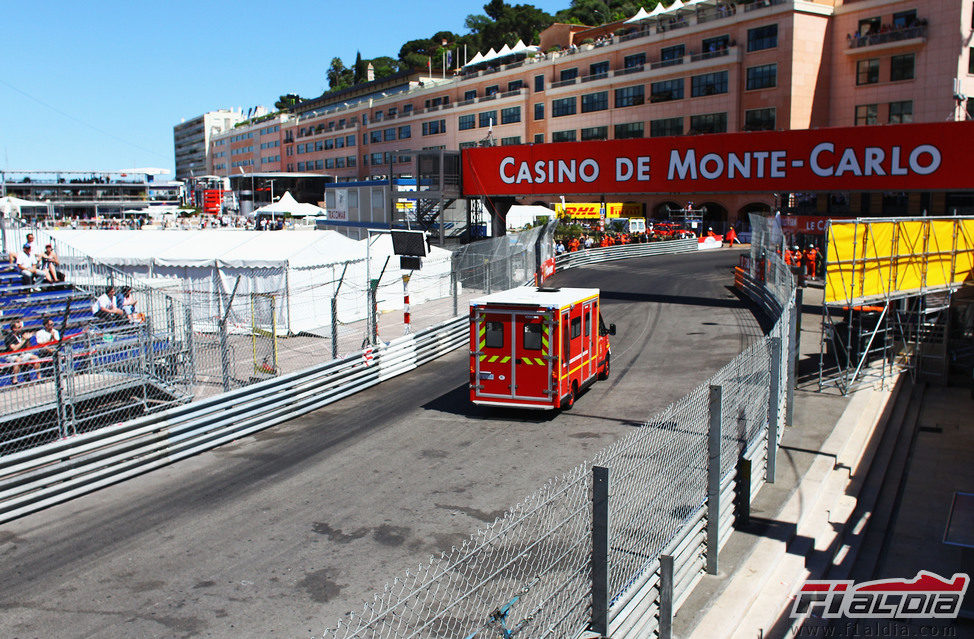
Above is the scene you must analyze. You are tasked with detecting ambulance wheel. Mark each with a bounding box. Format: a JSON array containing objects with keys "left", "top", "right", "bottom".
[
  {"left": 562, "top": 383, "right": 577, "bottom": 410},
  {"left": 598, "top": 355, "right": 610, "bottom": 380}
]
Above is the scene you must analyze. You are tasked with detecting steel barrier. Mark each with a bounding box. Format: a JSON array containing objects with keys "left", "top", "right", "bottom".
[{"left": 555, "top": 238, "right": 698, "bottom": 269}]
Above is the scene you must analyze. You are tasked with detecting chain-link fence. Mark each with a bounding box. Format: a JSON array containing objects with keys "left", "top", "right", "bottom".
[
  {"left": 0, "top": 221, "right": 558, "bottom": 451},
  {"left": 321, "top": 254, "right": 796, "bottom": 639}
]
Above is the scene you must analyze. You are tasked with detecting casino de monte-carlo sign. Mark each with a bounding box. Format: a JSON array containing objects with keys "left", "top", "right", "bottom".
[{"left": 460, "top": 122, "right": 973, "bottom": 197}]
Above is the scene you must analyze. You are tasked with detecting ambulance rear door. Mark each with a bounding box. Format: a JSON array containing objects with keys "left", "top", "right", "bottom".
[
  {"left": 512, "top": 310, "right": 554, "bottom": 402},
  {"left": 474, "top": 310, "right": 515, "bottom": 399}
]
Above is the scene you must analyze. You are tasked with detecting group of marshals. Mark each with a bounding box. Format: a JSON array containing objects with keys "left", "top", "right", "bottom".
[{"left": 784, "top": 245, "right": 821, "bottom": 278}]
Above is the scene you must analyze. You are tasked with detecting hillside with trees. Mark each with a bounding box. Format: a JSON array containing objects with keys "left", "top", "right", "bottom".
[{"left": 318, "top": 0, "right": 661, "bottom": 91}]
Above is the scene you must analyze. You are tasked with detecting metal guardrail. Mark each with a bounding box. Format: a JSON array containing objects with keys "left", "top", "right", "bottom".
[
  {"left": 0, "top": 316, "right": 467, "bottom": 524},
  {"left": 555, "top": 238, "right": 698, "bottom": 269}
]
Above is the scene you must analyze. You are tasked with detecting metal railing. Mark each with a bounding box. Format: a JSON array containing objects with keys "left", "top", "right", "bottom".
[{"left": 847, "top": 24, "right": 926, "bottom": 49}]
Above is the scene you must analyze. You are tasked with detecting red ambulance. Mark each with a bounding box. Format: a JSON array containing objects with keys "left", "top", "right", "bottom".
[{"left": 469, "top": 287, "right": 615, "bottom": 409}]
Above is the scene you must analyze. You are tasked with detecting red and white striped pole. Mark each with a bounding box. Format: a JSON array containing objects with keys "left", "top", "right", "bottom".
[{"left": 402, "top": 273, "right": 411, "bottom": 334}]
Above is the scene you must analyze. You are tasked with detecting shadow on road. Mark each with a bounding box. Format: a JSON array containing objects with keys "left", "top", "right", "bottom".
[{"left": 421, "top": 383, "right": 560, "bottom": 422}]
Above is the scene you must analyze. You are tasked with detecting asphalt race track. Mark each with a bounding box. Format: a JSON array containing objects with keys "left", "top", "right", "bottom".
[{"left": 0, "top": 248, "right": 762, "bottom": 638}]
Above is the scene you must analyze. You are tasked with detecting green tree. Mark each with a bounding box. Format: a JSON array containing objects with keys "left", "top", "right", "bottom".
[
  {"left": 326, "top": 57, "right": 354, "bottom": 90},
  {"left": 274, "top": 93, "right": 303, "bottom": 111},
  {"left": 353, "top": 51, "right": 366, "bottom": 84}
]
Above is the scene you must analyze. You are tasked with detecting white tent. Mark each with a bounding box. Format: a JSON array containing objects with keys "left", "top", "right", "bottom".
[
  {"left": 44, "top": 229, "right": 454, "bottom": 335},
  {"left": 0, "top": 195, "right": 47, "bottom": 218},
  {"left": 647, "top": 3, "right": 667, "bottom": 16},
  {"left": 625, "top": 6, "right": 651, "bottom": 23},
  {"left": 505, "top": 205, "right": 555, "bottom": 230},
  {"left": 253, "top": 191, "right": 325, "bottom": 218}
]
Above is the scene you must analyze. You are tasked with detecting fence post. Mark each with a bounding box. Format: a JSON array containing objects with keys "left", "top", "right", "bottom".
[
  {"left": 451, "top": 268, "right": 458, "bottom": 318},
  {"left": 485, "top": 261, "right": 491, "bottom": 295},
  {"left": 707, "top": 384, "right": 722, "bottom": 575},
  {"left": 787, "top": 292, "right": 800, "bottom": 427},
  {"left": 660, "top": 554, "right": 674, "bottom": 639},
  {"left": 184, "top": 306, "right": 195, "bottom": 386},
  {"left": 370, "top": 284, "right": 378, "bottom": 345},
  {"left": 53, "top": 350, "right": 67, "bottom": 439},
  {"left": 736, "top": 457, "right": 751, "bottom": 527},
  {"left": 591, "top": 465, "right": 609, "bottom": 636},
  {"left": 767, "top": 336, "right": 782, "bottom": 483},
  {"left": 331, "top": 297, "right": 339, "bottom": 360}
]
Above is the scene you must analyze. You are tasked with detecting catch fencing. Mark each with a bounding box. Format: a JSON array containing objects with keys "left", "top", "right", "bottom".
[{"left": 320, "top": 252, "right": 795, "bottom": 639}]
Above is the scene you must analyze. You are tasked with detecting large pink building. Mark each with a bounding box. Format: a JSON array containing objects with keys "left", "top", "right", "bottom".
[{"left": 208, "top": 0, "right": 974, "bottom": 226}]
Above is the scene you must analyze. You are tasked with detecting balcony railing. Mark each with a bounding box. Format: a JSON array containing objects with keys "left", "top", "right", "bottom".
[{"left": 847, "top": 24, "right": 927, "bottom": 49}]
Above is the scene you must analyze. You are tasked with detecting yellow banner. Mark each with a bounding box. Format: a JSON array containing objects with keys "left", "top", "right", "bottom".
[
  {"left": 555, "top": 202, "right": 642, "bottom": 219},
  {"left": 825, "top": 217, "right": 974, "bottom": 304}
]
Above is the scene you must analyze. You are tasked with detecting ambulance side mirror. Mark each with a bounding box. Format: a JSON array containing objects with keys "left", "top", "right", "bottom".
[{"left": 609, "top": 324, "right": 616, "bottom": 335}]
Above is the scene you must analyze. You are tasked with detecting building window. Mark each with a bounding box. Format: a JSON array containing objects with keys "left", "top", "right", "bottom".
[
  {"left": 615, "top": 85, "right": 645, "bottom": 107},
  {"left": 402, "top": 104, "right": 413, "bottom": 115},
  {"left": 464, "top": 89, "right": 477, "bottom": 101},
  {"left": 624, "top": 53, "right": 646, "bottom": 68},
  {"left": 858, "top": 16, "right": 880, "bottom": 36},
  {"left": 689, "top": 112, "right": 727, "bottom": 134},
  {"left": 336, "top": 157, "right": 345, "bottom": 168},
  {"left": 534, "top": 103, "right": 544, "bottom": 120},
  {"left": 370, "top": 153, "right": 383, "bottom": 166},
  {"left": 888, "top": 100, "right": 913, "bottom": 123},
  {"left": 384, "top": 128, "right": 396, "bottom": 141},
  {"left": 314, "top": 140, "right": 324, "bottom": 151},
  {"left": 702, "top": 35, "right": 729, "bottom": 54},
  {"left": 398, "top": 125, "right": 411, "bottom": 139},
  {"left": 614, "top": 122, "right": 644, "bottom": 139},
  {"left": 422, "top": 119, "right": 446, "bottom": 135},
  {"left": 890, "top": 54, "right": 915, "bottom": 81},
  {"left": 297, "top": 162, "right": 305, "bottom": 171},
  {"left": 324, "top": 139, "right": 334, "bottom": 150},
  {"left": 501, "top": 106, "right": 521, "bottom": 124},
  {"left": 485, "top": 85, "right": 499, "bottom": 97},
  {"left": 580, "top": 126, "right": 608, "bottom": 141},
  {"left": 325, "top": 158, "right": 335, "bottom": 169},
  {"left": 651, "top": 78, "right": 683, "bottom": 103},
  {"left": 534, "top": 133, "right": 544, "bottom": 143},
  {"left": 855, "top": 104, "right": 878, "bottom": 125},
  {"left": 552, "top": 97, "right": 577, "bottom": 117},
  {"left": 747, "top": 24, "right": 778, "bottom": 52},
  {"left": 552, "top": 129, "right": 577, "bottom": 142},
  {"left": 535, "top": 74, "right": 545, "bottom": 92},
  {"left": 970, "top": 48, "right": 974, "bottom": 74},
  {"left": 479, "top": 110, "right": 497, "bottom": 127},
  {"left": 589, "top": 61, "right": 610, "bottom": 78},
  {"left": 691, "top": 71, "right": 728, "bottom": 97},
  {"left": 458, "top": 141, "right": 477, "bottom": 150},
  {"left": 508, "top": 80, "right": 523, "bottom": 92},
  {"left": 347, "top": 156, "right": 356, "bottom": 167},
  {"left": 746, "top": 63, "right": 777, "bottom": 90},
  {"left": 650, "top": 117, "right": 683, "bottom": 137},
  {"left": 559, "top": 68, "right": 578, "bottom": 82},
  {"left": 745, "top": 108, "right": 776, "bottom": 130},
  {"left": 346, "top": 135, "right": 355, "bottom": 147},
  {"left": 501, "top": 136, "right": 522, "bottom": 145},
  {"left": 857, "top": 59, "right": 879, "bottom": 85},
  {"left": 370, "top": 131, "right": 382, "bottom": 143},
  {"left": 458, "top": 114, "right": 476, "bottom": 130},
  {"left": 892, "top": 9, "right": 917, "bottom": 28},
  {"left": 581, "top": 91, "right": 608, "bottom": 113},
  {"left": 336, "top": 137, "right": 344, "bottom": 148},
  {"left": 661, "top": 44, "right": 685, "bottom": 65}
]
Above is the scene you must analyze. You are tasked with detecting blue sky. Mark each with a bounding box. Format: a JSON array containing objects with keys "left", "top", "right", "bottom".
[{"left": 3, "top": 0, "right": 568, "bottom": 176}]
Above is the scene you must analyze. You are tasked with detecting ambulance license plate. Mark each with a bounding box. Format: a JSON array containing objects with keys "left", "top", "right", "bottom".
[{"left": 479, "top": 372, "right": 494, "bottom": 380}]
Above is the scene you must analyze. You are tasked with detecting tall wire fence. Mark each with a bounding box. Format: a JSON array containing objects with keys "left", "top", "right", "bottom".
[
  {"left": 0, "top": 221, "right": 557, "bottom": 453},
  {"left": 321, "top": 254, "right": 796, "bottom": 639}
]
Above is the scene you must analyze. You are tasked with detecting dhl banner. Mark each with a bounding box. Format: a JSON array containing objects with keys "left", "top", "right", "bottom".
[
  {"left": 462, "top": 121, "right": 974, "bottom": 196},
  {"left": 824, "top": 217, "right": 974, "bottom": 305},
  {"left": 554, "top": 202, "right": 642, "bottom": 219}
]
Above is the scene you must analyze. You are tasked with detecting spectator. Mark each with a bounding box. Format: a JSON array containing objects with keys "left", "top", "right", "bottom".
[
  {"left": 115, "top": 286, "right": 143, "bottom": 322},
  {"left": 2, "top": 319, "right": 40, "bottom": 384},
  {"left": 41, "top": 244, "right": 65, "bottom": 283},
  {"left": 33, "top": 316, "right": 60, "bottom": 358},
  {"left": 14, "top": 244, "right": 45, "bottom": 288},
  {"left": 92, "top": 286, "right": 126, "bottom": 325},
  {"left": 555, "top": 240, "right": 566, "bottom": 255}
]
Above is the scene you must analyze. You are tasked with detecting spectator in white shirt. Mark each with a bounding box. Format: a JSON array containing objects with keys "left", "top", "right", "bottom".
[
  {"left": 92, "top": 286, "right": 126, "bottom": 325},
  {"left": 15, "top": 244, "right": 45, "bottom": 287},
  {"left": 34, "top": 317, "right": 60, "bottom": 357}
]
